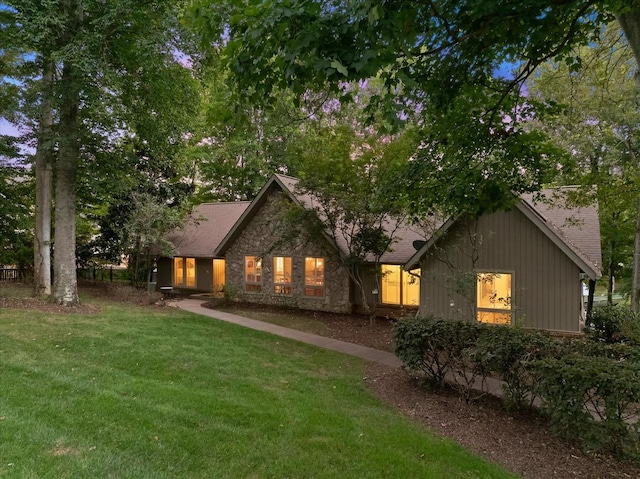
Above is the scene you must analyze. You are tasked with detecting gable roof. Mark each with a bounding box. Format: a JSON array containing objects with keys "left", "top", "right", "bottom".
[
  {"left": 214, "top": 173, "right": 425, "bottom": 263},
  {"left": 167, "top": 201, "right": 250, "bottom": 257},
  {"left": 404, "top": 188, "right": 602, "bottom": 280}
]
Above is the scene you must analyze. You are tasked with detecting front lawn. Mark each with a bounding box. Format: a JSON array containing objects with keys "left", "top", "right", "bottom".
[{"left": 0, "top": 287, "right": 515, "bottom": 478}]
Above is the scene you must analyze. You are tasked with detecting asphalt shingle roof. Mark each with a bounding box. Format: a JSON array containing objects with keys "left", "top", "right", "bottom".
[
  {"left": 167, "top": 202, "right": 250, "bottom": 257},
  {"left": 521, "top": 188, "right": 602, "bottom": 274},
  {"left": 273, "top": 174, "right": 426, "bottom": 264}
]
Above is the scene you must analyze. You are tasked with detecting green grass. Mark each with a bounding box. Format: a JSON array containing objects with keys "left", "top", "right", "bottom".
[{"left": 0, "top": 288, "right": 517, "bottom": 478}]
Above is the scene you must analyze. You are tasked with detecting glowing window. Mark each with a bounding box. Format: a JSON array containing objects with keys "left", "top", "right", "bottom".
[
  {"left": 273, "top": 256, "right": 292, "bottom": 294},
  {"left": 212, "top": 259, "right": 225, "bottom": 298},
  {"left": 173, "top": 257, "right": 196, "bottom": 288},
  {"left": 476, "top": 272, "right": 513, "bottom": 325},
  {"left": 304, "top": 257, "right": 324, "bottom": 297},
  {"left": 381, "top": 265, "right": 420, "bottom": 307},
  {"left": 245, "top": 256, "right": 262, "bottom": 292}
]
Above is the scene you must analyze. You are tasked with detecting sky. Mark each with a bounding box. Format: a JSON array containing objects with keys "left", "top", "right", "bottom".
[{"left": 0, "top": 118, "right": 21, "bottom": 137}]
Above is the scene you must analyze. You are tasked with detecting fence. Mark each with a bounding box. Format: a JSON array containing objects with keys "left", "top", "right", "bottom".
[
  {"left": 77, "top": 265, "right": 128, "bottom": 282},
  {"left": 0, "top": 266, "right": 128, "bottom": 283},
  {"left": 0, "top": 269, "right": 23, "bottom": 282}
]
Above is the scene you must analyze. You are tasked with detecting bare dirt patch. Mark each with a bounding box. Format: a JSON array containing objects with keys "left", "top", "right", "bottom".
[{"left": 0, "top": 292, "right": 99, "bottom": 314}]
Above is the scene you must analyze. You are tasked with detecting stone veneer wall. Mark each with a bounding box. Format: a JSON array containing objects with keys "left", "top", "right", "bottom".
[{"left": 224, "top": 191, "right": 352, "bottom": 313}]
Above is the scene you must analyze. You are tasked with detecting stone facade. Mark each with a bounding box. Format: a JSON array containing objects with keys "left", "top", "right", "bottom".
[{"left": 224, "top": 192, "right": 353, "bottom": 313}]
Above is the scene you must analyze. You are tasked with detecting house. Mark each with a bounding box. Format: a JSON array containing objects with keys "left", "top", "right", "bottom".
[
  {"left": 158, "top": 176, "right": 601, "bottom": 333},
  {"left": 157, "top": 174, "right": 424, "bottom": 314},
  {"left": 404, "top": 188, "right": 602, "bottom": 333}
]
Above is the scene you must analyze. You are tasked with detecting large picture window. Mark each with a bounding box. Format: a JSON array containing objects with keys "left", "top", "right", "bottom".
[
  {"left": 273, "top": 256, "right": 292, "bottom": 294},
  {"left": 174, "top": 257, "right": 196, "bottom": 288},
  {"left": 304, "top": 257, "right": 324, "bottom": 297},
  {"left": 476, "top": 272, "right": 513, "bottom": 325},
  {"left": 381, "top": 265, "right": 420, "bottom": 307},
  {"left": 245, "top": 256, "right": 262, "bottom": 292}
]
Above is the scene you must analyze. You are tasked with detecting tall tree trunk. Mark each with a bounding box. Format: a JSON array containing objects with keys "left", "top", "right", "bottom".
[
  {"left": 53, "top": 59, "right": 80, "bottom": 306},
  {"left": 607, "top": 239, "right": 615, "bottom": 305},
  {"left": 33, "top": 60, "right": 54, "bottom": 298},
  {"left": 615, "top": 10, "right": 640, "bottom": 311},
  {"left": 633, "top": 196, "right": 640, "bottom": 312}
]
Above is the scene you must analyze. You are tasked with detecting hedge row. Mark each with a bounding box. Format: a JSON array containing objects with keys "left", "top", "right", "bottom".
[{"left": 394, "top": 316, "right": 640, "bottom": 459}]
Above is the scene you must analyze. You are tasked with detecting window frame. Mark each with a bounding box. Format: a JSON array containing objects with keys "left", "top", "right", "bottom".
[
  {"left": 173, "top": 257, "right": 196, "bottom": 288},
  {"left": 273, "top": 256, "right": 292, "bottom": 295},
  {"left": 476, "top": 271, "right": 514, "bottom": 325},
  {"left": 304, "top": 257, "right": 325, "bottom": 298},
  {"left": 244, "top": 256, "right": 263, "bottom": 293}
]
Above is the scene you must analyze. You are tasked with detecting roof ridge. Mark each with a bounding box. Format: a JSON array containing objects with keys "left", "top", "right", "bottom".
[
  {"left": 194, "top": 200, "right": 252, "bottom": 206},
  {"left": 273, "top": 173, "right": 300, "bottom": 181}
]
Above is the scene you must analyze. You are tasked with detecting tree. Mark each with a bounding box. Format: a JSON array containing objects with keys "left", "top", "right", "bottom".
[
  {"left": 277, "top": 94, "right": 420, "bottom": 318},
  {"left": 121, "top": 192, "right": 188, "bottom": 287},
  {"left": 528, "top": 25, "right": 640, "bottom": 306},
  {"left": 5, "top": 0, "right": 200, "bottom": 305},
  {"left": 0, "top": 164, "right": 33, "bottom": 272},
  {"left": 189, "top": 62, "right": 334, "bottom": 202}
]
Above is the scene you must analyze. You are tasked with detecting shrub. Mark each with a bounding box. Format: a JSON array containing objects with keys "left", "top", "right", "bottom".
[
  {"left": 565, "top": 338, "right": 640, "bottom": 363},
  {"left": 395, "top": 314, "right": 640, "bottom": 460},
  {"left": 531, "top": 354, "right": 640, "bottom": 458},
  {"left": 473, "top": 326, "right": 555, "bottom": 410},
  {"left": 394, "top": 316, "right": 481, "bottom": 388},
  {"left": 585, "top": 305, "right": 640, "bottom": 345}
]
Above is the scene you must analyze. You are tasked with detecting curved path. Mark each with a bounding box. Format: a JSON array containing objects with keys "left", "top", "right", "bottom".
[{"left": 176, "top": 298, "right": 403, "bottom": 368}]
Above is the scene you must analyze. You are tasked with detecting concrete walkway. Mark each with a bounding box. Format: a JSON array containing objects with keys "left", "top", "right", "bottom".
[{"left": 176, "top": 298, "right": 403, "bottom": 368}]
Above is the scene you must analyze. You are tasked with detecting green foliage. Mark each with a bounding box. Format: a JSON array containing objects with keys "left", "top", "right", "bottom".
[
  {"left": 121, "top": 192, "right": 189, "bottom": 286},
  {"left": 585, "top": 304, "right": 640, "bottom": 344},
  {"left": 4, "top": 0, "right": 202, "bottom": 301},
  {"left": 395, "top": 317, "right": 555, "bottom": 408},
  {"left": 394, "top": 317, "right": 480, "bottom": 387},
  {"left": 0, "top": 165, "right": 33, "bottom": 269},
  {"left": 473, "top": 327, "right": 556, "bottom": 409},
  {"left": 395, "top": 315, "right": 640, "bottom": 459},
  {"left": 527, "top": 24, "right": 639, "bottom": 294},
  {"left": 531, "top": 354, "right": 640, "bottom": 457},
  {"left": 187, "top": 0, "right": 634, "bottom": 218}
]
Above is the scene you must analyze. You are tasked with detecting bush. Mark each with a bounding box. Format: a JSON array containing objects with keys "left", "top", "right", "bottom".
[
  {"left": 395, "top": 315, "right": 640, "bottom": 460},
  {"left": 585, "top": 305, "right": 640, "bottom": 345},
  {"left": 531, "top": 354, "right": 640, "bottom": 458},
  {"left": 473, "top": 326, "right": 555, "bottom": 409},
  {"left": 564, "top": 338, "right": 640, "bottom": 363},
  {"left": 394, "top": 317, "right": 481, "bottom": 388}
]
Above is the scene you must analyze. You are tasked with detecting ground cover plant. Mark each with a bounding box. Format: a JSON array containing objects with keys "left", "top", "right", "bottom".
[{"left": 0, "top": 284, "right": 514, "bottom": 478}]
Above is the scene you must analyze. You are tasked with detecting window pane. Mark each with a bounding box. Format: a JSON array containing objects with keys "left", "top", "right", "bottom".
[
  {"left": 173, "top": 258, "right": 184, "bottom": 286},
  {"left": 477, "top": 273, "right": 512, "bottom": 310},
  {"left": 304, "top": 257, "right": 324, "bottom": 296},
  {"left": 245, "top": 256, "right": 262, "bottom": 292},
  {"left": 213, "top": 259, "right": 225, "bottom": 297},
  {"left": 273, "top": 257, "right": 292, "bottom": 284},
  {"left": 402, "top": 269, "right": 420, "bottom": 307},
  {"left": 477, "top": 311, "right": 512, "bottom": 325},
  {"left": 381, "top": 264, "right": 401, "bottom": 305},
  {"left": 186, "top": 258, "right": 196, "bottom": 287}
]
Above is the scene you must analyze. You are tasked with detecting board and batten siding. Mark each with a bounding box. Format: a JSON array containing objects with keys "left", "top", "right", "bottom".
[{"left": 419, "top": 207, "right": 582, "bottom": 332}]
